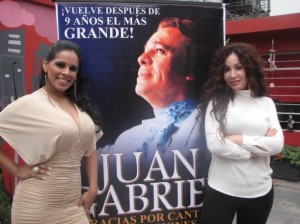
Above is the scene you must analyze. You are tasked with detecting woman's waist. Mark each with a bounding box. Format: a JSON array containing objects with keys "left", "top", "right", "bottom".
[{"left": 208, "top": 159, "right": 273, "bottom": 196}]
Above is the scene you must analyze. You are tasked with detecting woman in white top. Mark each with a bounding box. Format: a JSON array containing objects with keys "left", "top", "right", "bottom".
[{"left": 200, "top": 43, "right": 284, "bottom": 224}]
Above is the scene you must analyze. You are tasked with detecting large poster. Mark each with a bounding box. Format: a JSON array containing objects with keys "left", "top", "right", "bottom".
[{"left": 56, "top": 1, "right": 224, "bottom": 223}]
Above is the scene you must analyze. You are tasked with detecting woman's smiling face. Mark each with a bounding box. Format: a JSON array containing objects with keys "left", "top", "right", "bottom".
[
  {"left": 43, "top": 50, "right": 79, "bottom": 96},
  {"left": 224, "top": 53, "right": 248, "bottom": 91}
]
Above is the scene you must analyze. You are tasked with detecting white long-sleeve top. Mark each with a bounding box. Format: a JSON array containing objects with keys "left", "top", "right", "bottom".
[{"left": 205, "top": 90, "right": 284, "bottom": 198}]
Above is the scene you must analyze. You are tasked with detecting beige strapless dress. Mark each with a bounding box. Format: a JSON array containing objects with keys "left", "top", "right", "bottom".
[{"left": 0, "top": 88, "right": 102, "bottom": 224}]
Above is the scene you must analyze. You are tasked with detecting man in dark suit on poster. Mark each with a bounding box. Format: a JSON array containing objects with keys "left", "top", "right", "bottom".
[{"left": 96, "top": 17, "right": 215, "bottom": 223}]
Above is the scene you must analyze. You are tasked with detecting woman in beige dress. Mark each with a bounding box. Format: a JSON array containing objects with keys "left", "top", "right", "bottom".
[{"left": 0, "top": 40, "right": 102, "bottom": 223}]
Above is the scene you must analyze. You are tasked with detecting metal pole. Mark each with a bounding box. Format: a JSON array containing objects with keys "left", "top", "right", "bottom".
[{"left": 12, "top": 62, "right": 18, "bottom": 100}]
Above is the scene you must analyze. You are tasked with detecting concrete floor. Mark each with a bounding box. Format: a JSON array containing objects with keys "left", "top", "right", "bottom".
[
  {"left": 267, "top": 179, "right": 300, "bottom": 224},
  {"left": 232, "top": 179, "right": 300, "bottom": 224}
]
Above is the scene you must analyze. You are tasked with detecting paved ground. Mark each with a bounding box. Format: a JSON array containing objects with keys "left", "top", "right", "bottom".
[
  {"left": 267, "top": 179, "right": 300, "bottom": 224},
  {"left": 232, "top": 179, "right": 300, "bottom": 224}
]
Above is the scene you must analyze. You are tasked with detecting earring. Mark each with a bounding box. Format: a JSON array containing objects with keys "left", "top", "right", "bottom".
[
  {"left": 74, "top": 81, "right": 77, "bottom": 102},
  {"left": 186, "top": 75, "right": 195, "bottom": 81}
]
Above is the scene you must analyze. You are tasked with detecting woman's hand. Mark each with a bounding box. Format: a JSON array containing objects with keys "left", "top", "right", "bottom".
[
  {"left": 0, "top": 150, "right": 50, "bottom": 180},
  {"left": 225, "top": 134, "right": 243, "bottom": 146},
  {"left": 265, "top": 128, "right": 277, "bottom": 137},
  {"left": 226, "top": 135, "right": 259, "bottom": 159},
  {"left": 77, "top": 189, "right": 97, "bottom": 219},
  {"left": 15, "top": 164, "right": 51, "bottom": 180}
]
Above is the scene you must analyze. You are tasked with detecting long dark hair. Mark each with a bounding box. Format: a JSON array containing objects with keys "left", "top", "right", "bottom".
[
  {"left": 202, "top": 43, "right": 267, "bottom": 137},
  {"left": 39, "top": 40, "right": 102, "bottom": 131}
]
